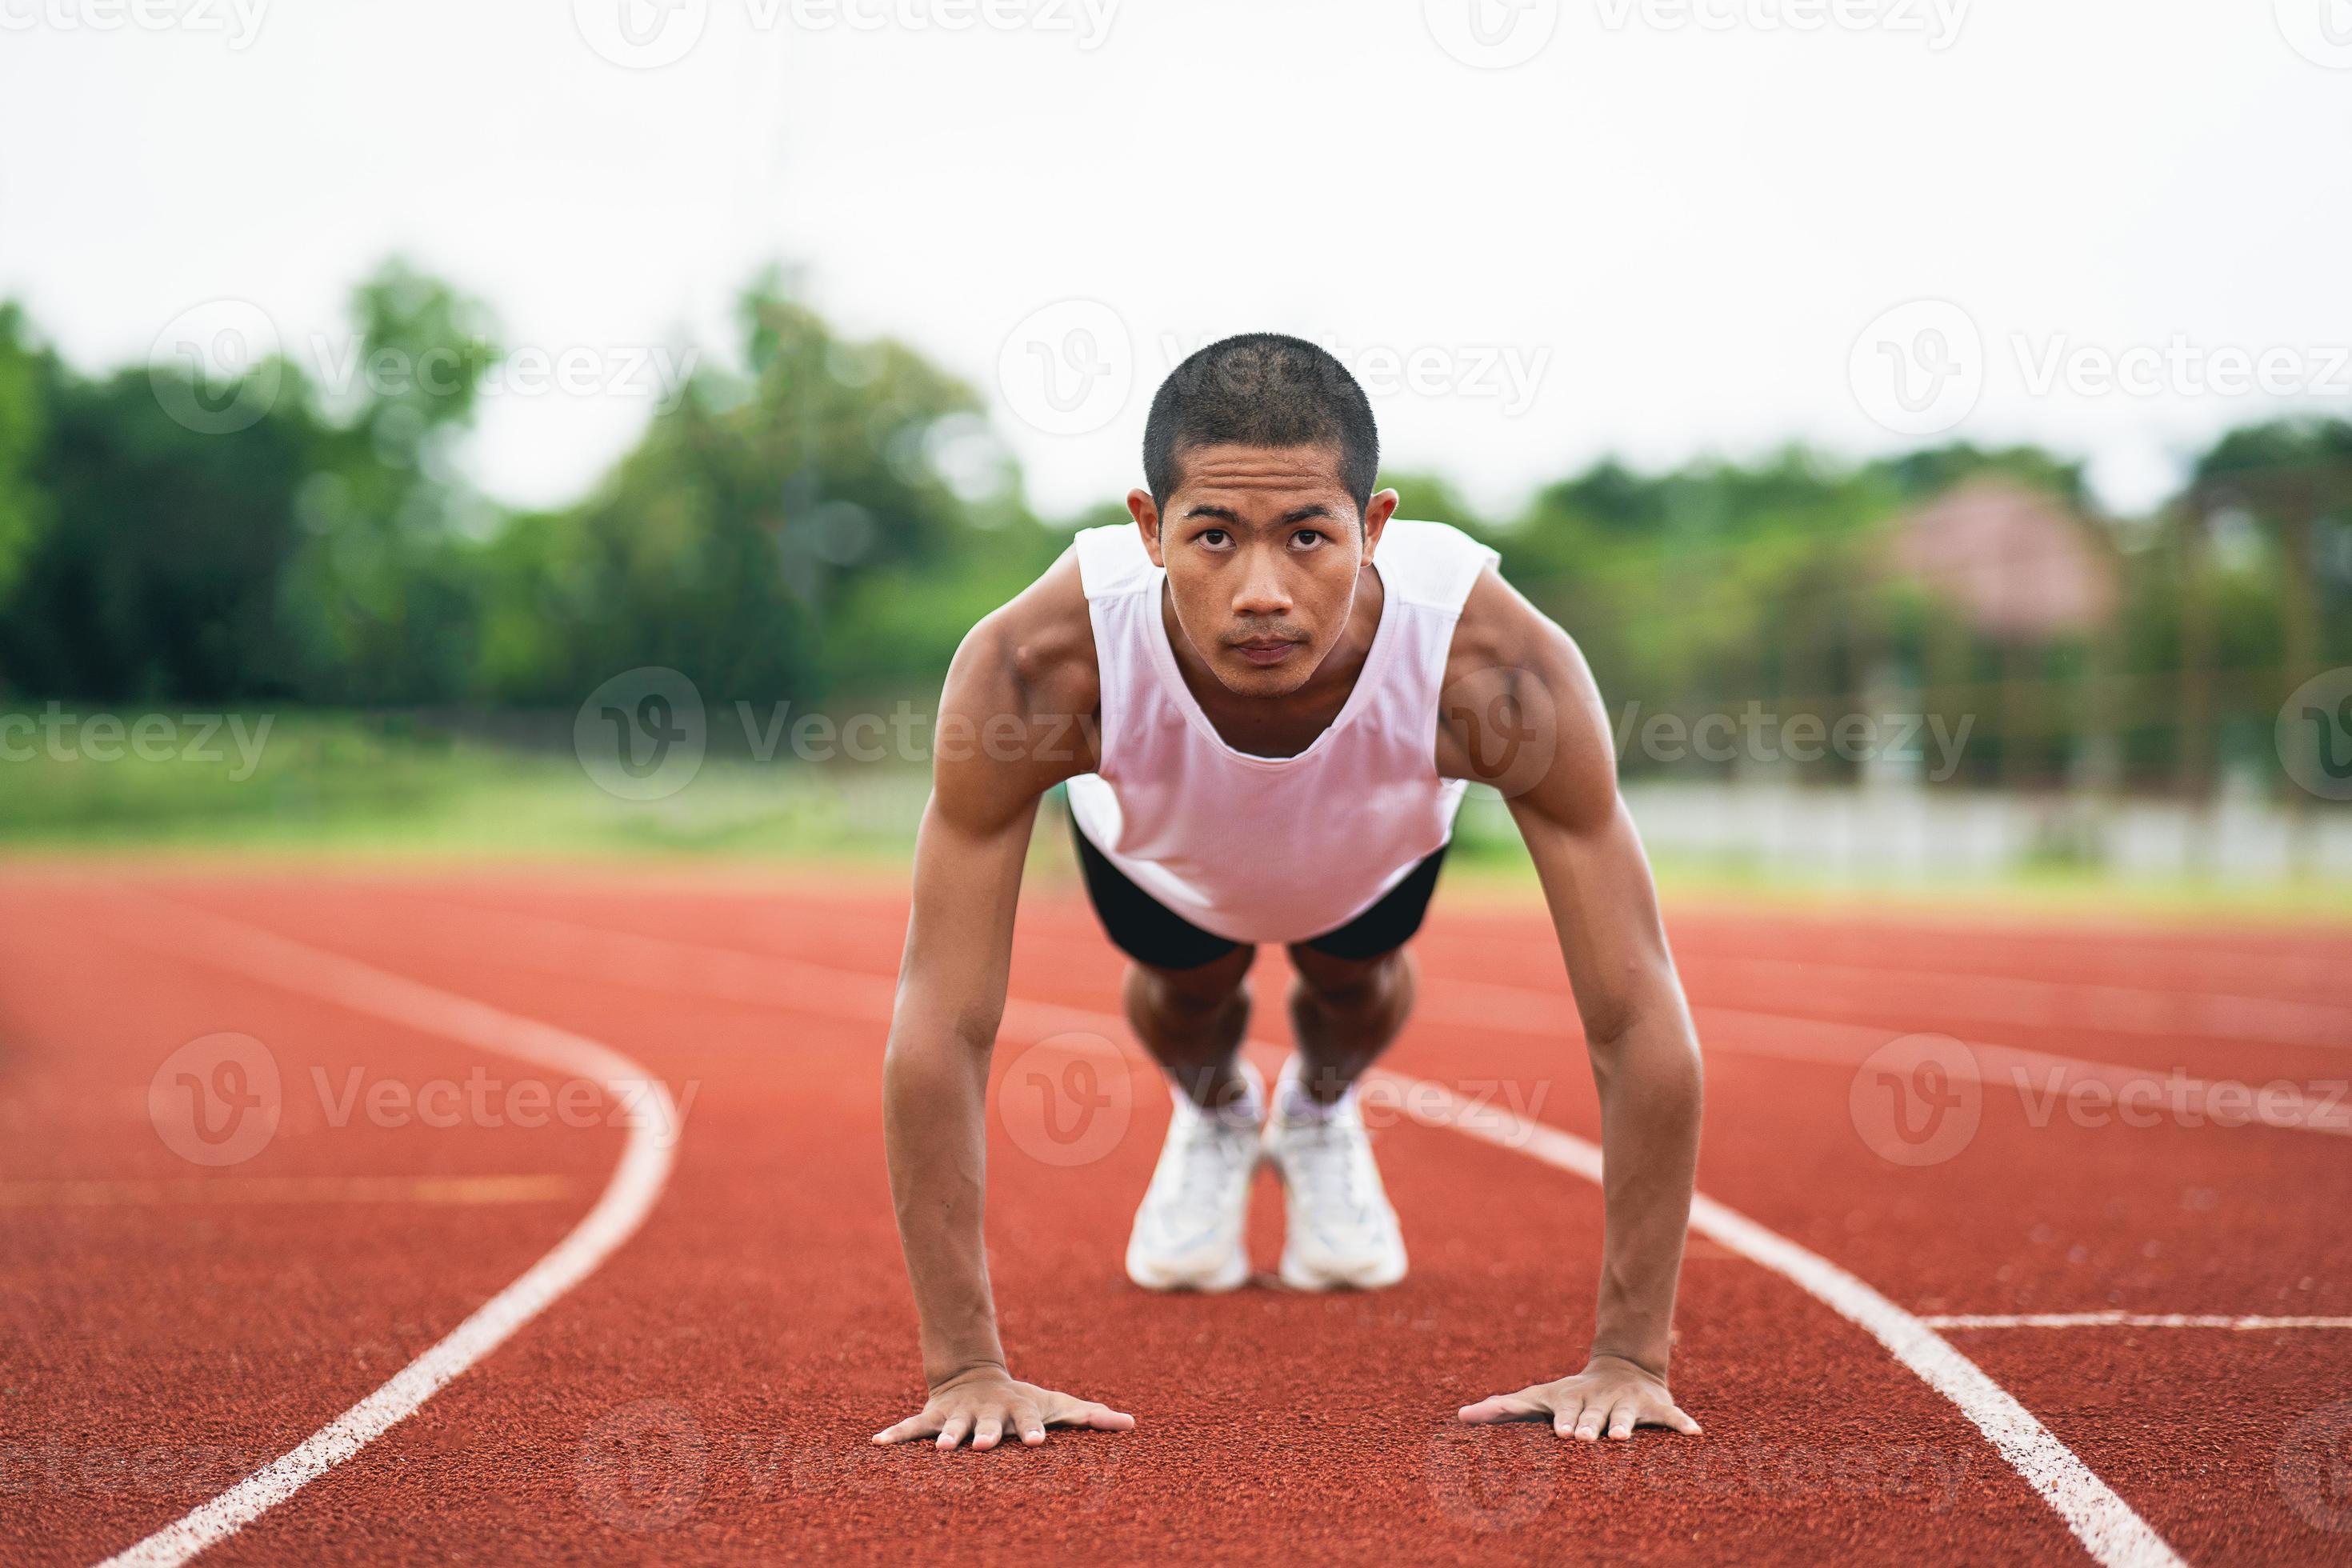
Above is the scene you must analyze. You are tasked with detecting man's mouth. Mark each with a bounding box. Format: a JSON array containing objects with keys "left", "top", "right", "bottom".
[{"left": 1230, "top": 637, "right": 1302, "bottom": 668}]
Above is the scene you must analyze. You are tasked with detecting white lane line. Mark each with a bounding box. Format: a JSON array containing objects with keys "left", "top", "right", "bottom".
[
  {"left": 425, "top": 896, "right": 2348, "bottom": 1142},
  {"left": 404, "top": 900, "right": 2186, "bottom": 1568},
  {"left": 1441, "top": 935, "right": 2352, "bottom": 1049},
  {"left": 92, "top": 900, "right": 680, "bottom": 1568},
  {"left": 1684, "top": 954, "right": 2352, "bottom": 1052},
  {"left": 1923, "top": 1313, "right": 2352, "bottom": 1331},
  {"left": 1414, "top": 980, "right": 2352, "bottom": 1140},
  {"left": 1681, "top": 1006, "right": 2352, "bottom": 1139},
  {"left": 1394, "top": 1077, "right": 2184, "bottom": 1568}
]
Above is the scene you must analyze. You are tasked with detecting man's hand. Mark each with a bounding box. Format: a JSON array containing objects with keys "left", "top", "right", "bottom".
[
  {"left": 1457, "top": 1354, "right": 1702, "bottom": 1442},
  {"left": 872, "top": 1366, "right": 1136, "bottom": 1451}
]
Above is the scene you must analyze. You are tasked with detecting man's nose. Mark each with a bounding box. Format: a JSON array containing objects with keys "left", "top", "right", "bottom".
[{"left": 1232, "top": 546, "right": 1294, "bottom": 618}]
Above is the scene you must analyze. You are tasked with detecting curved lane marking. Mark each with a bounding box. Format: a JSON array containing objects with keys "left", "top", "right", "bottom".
[{"left": 94, "top": 900, "right": 679, "bottom": 1568}]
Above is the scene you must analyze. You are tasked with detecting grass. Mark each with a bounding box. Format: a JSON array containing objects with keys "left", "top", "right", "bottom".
[
  {"left": 4, "top": 710, "right": 2346, "bottom": 927},
  {"left": 0, "top": 711, "right": 927, "bottom": 865}
]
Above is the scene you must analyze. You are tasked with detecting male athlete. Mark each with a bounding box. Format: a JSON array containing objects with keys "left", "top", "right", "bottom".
[{"left": 874, "top": 334, "right": 1705, "bottom": 1453}]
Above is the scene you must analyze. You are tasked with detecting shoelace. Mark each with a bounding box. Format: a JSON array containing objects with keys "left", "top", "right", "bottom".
[
  {"left": 1167, "top": 1110, "right": 1256, "bottom": 1214},
  {"left": 1282, "top": 1116, "right": 1375, "bottom": 1227}
]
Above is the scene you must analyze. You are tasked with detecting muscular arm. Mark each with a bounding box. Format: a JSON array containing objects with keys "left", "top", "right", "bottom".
[
  {"left": 873, "top": 553, "right": 1134, "bottom": 1450},
  {"left": 1441, "top": 568, "right": 1706, "bottom": 1440}
]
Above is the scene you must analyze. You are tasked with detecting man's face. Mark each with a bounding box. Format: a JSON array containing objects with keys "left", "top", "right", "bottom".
[{"left": 1130, "top": 444, "right": 1398, "bottom": 698}]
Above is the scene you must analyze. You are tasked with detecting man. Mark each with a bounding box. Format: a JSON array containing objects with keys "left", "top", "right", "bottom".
[{"left": 874, "top": 334, "right": 1705, "bottom": 1453}]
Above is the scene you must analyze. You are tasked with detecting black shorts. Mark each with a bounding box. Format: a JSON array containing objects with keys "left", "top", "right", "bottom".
[{"left": 1069, "top": 814, "right": 1447, "bottom": 970}]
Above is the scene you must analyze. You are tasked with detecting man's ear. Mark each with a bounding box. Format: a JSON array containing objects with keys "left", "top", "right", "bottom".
[
  {"left": 1127, "top": 488, "right": 1166, "bottom": 568},
  {"left": 1360, "top": 488, "right": 1401, "bottom": 558}
]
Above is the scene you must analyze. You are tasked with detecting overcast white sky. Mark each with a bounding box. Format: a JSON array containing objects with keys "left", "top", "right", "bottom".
[{"left": 2, "top": 0, "right": 2348, "bottom": 522}]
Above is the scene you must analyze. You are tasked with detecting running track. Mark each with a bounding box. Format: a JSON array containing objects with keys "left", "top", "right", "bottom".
[{"left": 3, "top": 862, "right": 2349, "bottom": 1565}]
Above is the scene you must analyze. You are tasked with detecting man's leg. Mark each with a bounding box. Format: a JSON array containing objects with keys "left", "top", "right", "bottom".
[
  {"left": 1121, "top": 944, "right": 1257, "bottom": 1110},
  {"left": 1282, "top": 943, "right": 1417, "bottom": 1107},
  {"left": 1119, "top": 946, "right": 1264, "bottom": 1291},
  {"left": 1262, "top": 940, "right": 1416, "bottom": 1290}
]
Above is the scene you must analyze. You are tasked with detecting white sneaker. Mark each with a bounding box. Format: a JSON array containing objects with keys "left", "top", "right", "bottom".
[
  {"left": 1262, "top": 1060, "right": 1407, "bottom": 1291},
  {"left": 1124, "top": 1062, "right": 1265, "bottom": 1292}
]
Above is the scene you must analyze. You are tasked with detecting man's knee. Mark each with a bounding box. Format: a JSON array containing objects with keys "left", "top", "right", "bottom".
[
  {"left": 1130, "top": 946, "right": 1253, "bottom": 1021},
  {"left": 1286, "top": 944, "right": 1411, "bottom": 1013}
]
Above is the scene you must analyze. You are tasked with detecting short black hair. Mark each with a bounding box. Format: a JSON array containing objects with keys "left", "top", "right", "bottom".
[{"left": 1142, "top": 333, "right": 1379, "bottom": 520}]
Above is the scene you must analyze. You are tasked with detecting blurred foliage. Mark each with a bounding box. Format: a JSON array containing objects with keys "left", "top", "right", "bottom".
[
  {"left": 0, "top": 302, "right": 52, "bottom": 605},
  {"left": 0, "top": 260, "right": 2346, "bottom": 800}
]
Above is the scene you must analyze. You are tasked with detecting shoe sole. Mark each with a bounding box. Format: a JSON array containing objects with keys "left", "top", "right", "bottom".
[
  {"left": 1124, "top": 1140, "right": 1260, "bottom": 1293},
  {"left": 1266, "top": 1154, "right": 1408, "bottom": 1292},
  {"left": 1125, "top": 1244, "right": 1252, "bottom": 1293},
  {"left": 1275, "top": 1250, "right": 1407, "bottom": 1292}
]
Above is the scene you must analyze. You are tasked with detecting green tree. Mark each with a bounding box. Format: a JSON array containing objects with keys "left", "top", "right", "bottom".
[
  {"left": 275, "top": 258, "right": 502, "bottom": 705},
  {"left": 0, "top": 302, "right": 54, "bottom": 610}
]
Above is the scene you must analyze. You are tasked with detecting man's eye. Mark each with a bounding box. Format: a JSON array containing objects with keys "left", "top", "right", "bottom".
[
  {"left": 1201, "top": 530, "right": 1231, "bottom": 548},
  {"left": 1291, "top": 530, "right": 1326, "bottom": 549}
]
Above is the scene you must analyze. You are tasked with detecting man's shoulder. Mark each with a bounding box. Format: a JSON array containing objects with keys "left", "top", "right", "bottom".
[
  {"left": 954, "top": 543, "right": 1102, "bottom": 722},
  {"left": 1378, "top": 518, "right": 1501, "bottom": 614},
  {"left": 1436, "top": 557, "right": 1617, "bottom": 806},
  {"left": 1442, "top": 549, "right": 1555, "bottom": 675},
  {"left": 1067, "top": 522, "right": 1158, "bottom": 599}
]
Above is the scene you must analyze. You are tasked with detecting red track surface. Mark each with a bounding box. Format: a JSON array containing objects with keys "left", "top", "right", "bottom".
[{"left": 3, "top": 864, "right": 2349, "bottom": 1565}]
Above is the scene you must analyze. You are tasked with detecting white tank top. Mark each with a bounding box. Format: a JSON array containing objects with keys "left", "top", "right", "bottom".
[{"left": 1064, "top": 518, "right": 1501, "bottom": 945}]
